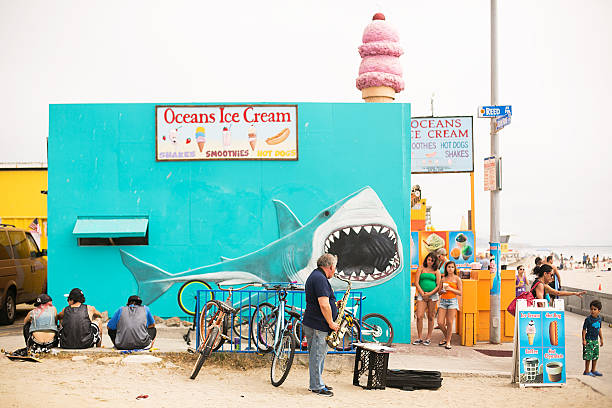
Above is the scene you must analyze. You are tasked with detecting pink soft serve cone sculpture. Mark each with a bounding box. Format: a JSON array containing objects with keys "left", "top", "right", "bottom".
[{"left": 356, "top": 13, "right": 404, "bottom": 103}]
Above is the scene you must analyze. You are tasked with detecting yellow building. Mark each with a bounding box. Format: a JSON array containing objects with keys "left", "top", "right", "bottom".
[{"left": 0, "top": 163, "right": 48, "bottom": 250}]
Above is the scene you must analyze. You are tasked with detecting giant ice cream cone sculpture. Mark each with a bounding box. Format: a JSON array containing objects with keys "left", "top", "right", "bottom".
[{"left": 356, "top": 13, "right": 404, "bottom": 103}]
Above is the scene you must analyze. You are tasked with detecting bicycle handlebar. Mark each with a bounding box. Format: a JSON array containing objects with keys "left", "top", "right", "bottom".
[{"left": 216, "top": 282, "right": 263, "bottom": 292}]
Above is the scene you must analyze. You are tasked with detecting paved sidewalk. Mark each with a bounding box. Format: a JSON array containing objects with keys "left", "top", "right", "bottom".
[{"left": 1, "top": 305, "right": 609, "bottom": 396}]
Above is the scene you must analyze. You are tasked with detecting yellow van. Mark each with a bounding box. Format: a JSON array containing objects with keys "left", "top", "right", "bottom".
[{"left": 0, "top": 224, "right": 47, "bottom": 324}]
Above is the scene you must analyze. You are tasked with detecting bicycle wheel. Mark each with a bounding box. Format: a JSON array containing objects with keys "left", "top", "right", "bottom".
[
  {"left": 361, "top": 313, "right": 394, "bottom": 346},
  {"left": 199, "top": 300, "right": 226, "bottom": 351},
  {"left": 233, "top": 304, "right": 256, "bottom": 340},
  {"left": 292, "top": 319, "right": 306, "bottom": 350},
  {"left": 250, "top": 302, "right": 276, "bottom": 352},
  {"left": 178, "top": 280, "right": 214, "bottom": 316},
  {"left": 190, "top": 325, "right": 220, "bottom": 379},
  {"left": 270, "top": 331, "right": 296, "bottom": 387},
  {"left": 335, "top": 318, "right": 361, "bottom": 351}
]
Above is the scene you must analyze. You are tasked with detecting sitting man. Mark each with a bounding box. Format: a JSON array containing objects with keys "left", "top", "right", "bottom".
[
  {"left": 58, "top": 288, "right": 104, "bottom": 349},
  {"left": 107, "top": 295, "right": 156, "bottom": 350},
  {"left": 23, "top": 293, "right": 59, "bottom": 350}
]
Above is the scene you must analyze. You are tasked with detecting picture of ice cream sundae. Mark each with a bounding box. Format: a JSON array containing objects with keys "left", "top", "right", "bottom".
[
  {"left": 422, "top": 233, "right": 445, "bottom": 254},
  {"left": 222, "top": 126, "right": 231, "bottom": 147},
  {"left": 248, "top": 125, "right": 256, "bottom": 151},
  {"left": 169, "top": 128, "right": 179, "bottom": 145},
  {"left": 455, "top": 233, "right": 467, "bottom": 249},
  {"left": 195, "top": 127, "right": 206, "bottom": 152},
  {"left": 526, "top": 320, "right": 536, "bottom": 345}
]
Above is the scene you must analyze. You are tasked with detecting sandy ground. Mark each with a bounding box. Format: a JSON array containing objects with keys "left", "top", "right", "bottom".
[{"left": 1, "top": 353, "right": 610, "bottom": 408}]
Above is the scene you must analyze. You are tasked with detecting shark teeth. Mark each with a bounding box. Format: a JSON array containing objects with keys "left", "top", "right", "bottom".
[{"left": 324, "top": 224, "right": 401, "bottom": 282}]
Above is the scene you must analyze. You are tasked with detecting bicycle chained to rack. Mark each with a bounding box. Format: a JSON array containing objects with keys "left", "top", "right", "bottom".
[
  {"left": 189, "top": 282, "right": 261, "bottom": 380},
  {"left": 250, "top": 283, "right": 304, "bottom": 387}
]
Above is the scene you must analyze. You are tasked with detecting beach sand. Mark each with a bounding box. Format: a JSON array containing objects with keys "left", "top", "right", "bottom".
[{"left": 1, "top": 353, "right": 610, "bottom": 408}]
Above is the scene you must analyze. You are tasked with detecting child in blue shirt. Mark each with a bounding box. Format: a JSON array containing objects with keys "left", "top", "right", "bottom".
[{"left": 582, "top": 300, "right": 604, "bottom": 376}]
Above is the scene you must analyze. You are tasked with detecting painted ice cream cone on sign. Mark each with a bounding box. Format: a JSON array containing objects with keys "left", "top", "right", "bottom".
[
  {"left": 195, "top": 127, "right": 206, "bottom": 152},
  {"left": 356, "top": 13, "right": 404, "bottom": 103},
  {"left": 526, "top": 320, "right": 536, "bottom": 345},
  {"left": 248, "top": 125, "right": 256, "bottom": 151}
]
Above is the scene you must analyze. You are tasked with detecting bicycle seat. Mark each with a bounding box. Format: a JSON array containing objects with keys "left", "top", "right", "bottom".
[
  {"left": 215, "top": 300, "right": 238, "bottom": 315},
  {"left": 285, "top": 307, "right": 301, "bottom": 319}
]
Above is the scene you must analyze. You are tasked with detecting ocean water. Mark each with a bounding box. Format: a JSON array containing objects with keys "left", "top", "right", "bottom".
[{"left": 517, "top": 245, "right": 612, "bottom": 260}]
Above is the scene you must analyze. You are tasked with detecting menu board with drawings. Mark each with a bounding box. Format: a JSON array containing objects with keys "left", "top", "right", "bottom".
[{"left": 511, "top": 299, "right": 566, "bottom": 387}]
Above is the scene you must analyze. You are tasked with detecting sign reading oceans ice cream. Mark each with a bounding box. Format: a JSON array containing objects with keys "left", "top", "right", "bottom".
[
  {"left": 513, "top": 300, "right": 566, "bottom": 387},
  {"left": 411, "top": 116, "right": 474, "bottom": 173},
  {"left": 156, "top": 105, "right": 298, "bottom": 161}
]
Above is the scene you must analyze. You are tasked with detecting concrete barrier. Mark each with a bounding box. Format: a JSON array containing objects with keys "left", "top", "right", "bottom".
[{"left": 562, "top": 286, "right": 611, "bottom": 322}]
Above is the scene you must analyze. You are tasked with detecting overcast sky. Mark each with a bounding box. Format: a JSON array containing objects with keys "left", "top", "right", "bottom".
[{"left": 1, "top": 0, "right": 610, "bottom": 246}]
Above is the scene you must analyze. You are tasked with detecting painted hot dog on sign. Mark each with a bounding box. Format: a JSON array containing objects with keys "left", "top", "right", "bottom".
[{"left": 156, "top": 105, "right": 298, "bottom": 161}]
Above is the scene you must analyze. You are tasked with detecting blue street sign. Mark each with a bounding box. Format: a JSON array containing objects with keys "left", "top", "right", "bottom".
[
  {"left": 495, "top": 112, "right": 511, "bottom": 131},
  {"left": 478, "top": 105, "right": 512, "bottom": 118}
]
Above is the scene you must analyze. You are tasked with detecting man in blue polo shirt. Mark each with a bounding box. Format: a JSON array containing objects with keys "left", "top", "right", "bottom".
[
  {"left": 107, "top": 295, "right": 156, "bottom": 350},
  {"left": 302, "top": 253, "right": 340, "bottom": 397}
]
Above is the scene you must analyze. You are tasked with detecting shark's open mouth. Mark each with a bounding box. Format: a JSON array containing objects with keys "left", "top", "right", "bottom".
[{"left": 324, "top": 224, "right": 400, "bottom": 282}]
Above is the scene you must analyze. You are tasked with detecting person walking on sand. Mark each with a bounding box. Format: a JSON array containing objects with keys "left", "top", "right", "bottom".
[
  {"left": 413, "top": 252, "right": 441, "bottom": 346},
  {"left": 302, "top": 253, "right": 339, "bottom": 397},
  {"left": 58, "top": 288, "right": 104, "bottom": 349},
  {"left": 515, "top": 265, "right": 529, "bottom": 297},
  {"left": 531, "top": 265, "right": 585, "bottom": 305},
  {"left": 544, "top": 255, "right": 562, "bottom": 300},
  {"left": 583, "top": 300, "right": 604, "bottom": 377},
  {"left": 437, "top": 261, "right": 462, "bottom": 349}
]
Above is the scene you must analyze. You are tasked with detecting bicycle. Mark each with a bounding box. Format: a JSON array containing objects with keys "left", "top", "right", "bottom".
[
  {"left": 190, "top": 283, "right": 260, "bottom": 380},
  {"left": 345, "top": 295, "right": 394, "bottom": 346},
  {"left": 250, "top": 284, "right": 302, "bottom": 386}
]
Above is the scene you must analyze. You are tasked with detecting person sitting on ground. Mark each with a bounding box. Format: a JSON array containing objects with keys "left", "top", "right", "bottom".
[
  {"left": 58, "top": 288, "right": 103, "bottom": 349},
  {"left": 23, "top": 293, "right": 58, "bottom": 350},
  {"left": 107, "top": 295, "right": 156, "bottom": 350},
  {"left": 531, "top": 264, "right": 584, "bottom": 305}
]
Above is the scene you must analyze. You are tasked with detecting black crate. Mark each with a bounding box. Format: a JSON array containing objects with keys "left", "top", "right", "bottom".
[{"left": 353, "top": 346, "right": 389, "bottom": 390}]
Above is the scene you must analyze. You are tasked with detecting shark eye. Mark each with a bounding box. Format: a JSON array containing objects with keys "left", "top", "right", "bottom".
[{"left": 324, "top": 211, "right": 330, "bottom": 217}]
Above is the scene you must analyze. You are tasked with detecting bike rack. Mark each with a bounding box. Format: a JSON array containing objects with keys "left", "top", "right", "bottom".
[{"left": 195, "top": 288, "right": 363, "bottom": 354}]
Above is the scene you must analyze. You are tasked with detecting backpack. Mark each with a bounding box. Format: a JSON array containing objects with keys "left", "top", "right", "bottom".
[{"left": 507, "top": 281, "right": 541, "bottom": 316}]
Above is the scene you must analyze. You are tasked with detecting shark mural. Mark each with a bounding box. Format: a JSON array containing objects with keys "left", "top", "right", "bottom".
[{"left": 120, "top": 186, "right": 404, "bottom": 305}]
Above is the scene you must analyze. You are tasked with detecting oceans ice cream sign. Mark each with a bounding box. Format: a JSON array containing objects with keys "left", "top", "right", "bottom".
[
  {"left": 411, "top": 116, "right": 473, "bottom": 173},
  {"left": 156, "top": 105, "right": 298, "bottom": 161}
]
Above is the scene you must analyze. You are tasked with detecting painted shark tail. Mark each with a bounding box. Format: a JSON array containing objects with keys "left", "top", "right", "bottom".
[{"left": 119, "top": 250, "right": 175, "bottom": 305}]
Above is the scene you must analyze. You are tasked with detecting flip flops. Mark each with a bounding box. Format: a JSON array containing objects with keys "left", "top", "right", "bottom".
[
  {"left": 438, "top": 341, "right": 447, "bottom": 347},
  {"left": 445, "top": 344, "right": 452, "bottom": 350}
]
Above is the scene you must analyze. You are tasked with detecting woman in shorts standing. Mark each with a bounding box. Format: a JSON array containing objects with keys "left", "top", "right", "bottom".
[
  {"left": 437, "top": 261, "right": 462, "bottom": 349},
  {"left": 413, "top": 252, "right": 440, "bottom": 346}
]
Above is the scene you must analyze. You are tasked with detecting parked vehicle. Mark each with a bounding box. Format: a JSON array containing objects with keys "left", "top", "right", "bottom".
[{"left": 0, "top": 224, "right": 47, "bottom": 324}]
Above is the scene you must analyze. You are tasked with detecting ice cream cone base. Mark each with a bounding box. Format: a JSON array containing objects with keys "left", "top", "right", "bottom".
[
  {"left": 249, "top": 140, "right": 256, "bottom": 151},
  {"left": 197, "top": 141, "right": 205, "bottom": 152},
  {"left": 527, "top": 334, "right": 535, "bottom": 345},
  {"left": 362, "top": 86, "right": 395, "bottom": 103}
]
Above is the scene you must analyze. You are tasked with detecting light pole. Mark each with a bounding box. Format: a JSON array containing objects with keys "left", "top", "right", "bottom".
[{"left": 489, "top": 0, "right": 501, "bottom": 344}]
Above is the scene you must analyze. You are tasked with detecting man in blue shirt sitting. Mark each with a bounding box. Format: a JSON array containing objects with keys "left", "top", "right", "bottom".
[
  {"left": 107, "top": 295, "right": 156, "bottom": 350},
  {"left": 302, "top": 253, "right": 340, "bottom": 397}
]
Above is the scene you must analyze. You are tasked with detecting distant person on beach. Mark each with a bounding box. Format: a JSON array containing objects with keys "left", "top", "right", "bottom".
[
  {"left": 583, "top": 253, "right": 587, "bottom": 266},
  {"left": 531, "top": 265, "right": 585, "bottom": 305},
  {"left": 58, "top": 288, "right": 104, "bottom": 349},
  {"left": 569, "top": 256, "right": 574, "bottom": 269},
  {"left": 515, "top": 265, "right": 529, "bottom": 297},
  {"left": 107, "top": 295, "right": 156, "bottom": 350},
  {"left": 582, "top": 300, "right": 604, "bottom": 377},
  {"left": 437, "top": 261, "right": 462, "bottom": 350},
  {"left": 23, "top": 293, "right": 58, "bottom": 350},
  {"left": 303, "top": 253, "right": 339, "bottom": 397},
  {"left": 545, "top": 255, "right": 562, "bottom": 300},
  {"left": 413, "top": 252, "right": 441, "bottom": 346}
]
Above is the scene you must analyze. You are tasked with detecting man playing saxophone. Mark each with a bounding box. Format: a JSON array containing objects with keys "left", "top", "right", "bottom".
[{"left": 302, "top": 253, "right": 340, "bottom": 397}]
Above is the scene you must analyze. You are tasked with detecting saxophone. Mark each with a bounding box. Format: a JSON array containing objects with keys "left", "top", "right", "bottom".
[{"left": 326, "top": 274, "right": 352, "bottom": 348}]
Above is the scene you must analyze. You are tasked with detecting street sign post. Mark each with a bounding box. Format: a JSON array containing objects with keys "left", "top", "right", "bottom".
[
  {"left": 478, "top": 105, "right": 512, "bottom": 118},
  {"left": 495, "top": 112, "right": 511, "bottom": 132}
]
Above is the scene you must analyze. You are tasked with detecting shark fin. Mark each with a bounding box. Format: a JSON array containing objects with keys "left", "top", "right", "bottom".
[
  {"left": 273, "top": 199, "right": 303, "bottom": 237},
  {"left": 119, "top": 250, "right": 175, "bottom": 305}
]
